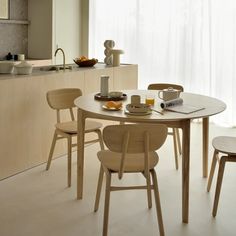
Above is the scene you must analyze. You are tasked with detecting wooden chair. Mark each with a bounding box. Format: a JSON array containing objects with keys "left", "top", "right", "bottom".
[
  {"left": 207, "top": 136, "right": 236, "bottom": 217},
  {"left": 46, "top": 88, "right": 104, "bottom": 187},
  {"left": 148, "top": 83, "right": 184, "bottom": 170},
  {"left": 94, "top": 124, "right": 168, "bottom": 236}
]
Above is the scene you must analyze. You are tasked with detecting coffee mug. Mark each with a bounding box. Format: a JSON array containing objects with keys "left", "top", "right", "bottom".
[
  {"left": 131, "top": 95, "right": 141, "bottom": 104},
  {"left": 158, "top": 87, "right": 181, "bottom": 101}
]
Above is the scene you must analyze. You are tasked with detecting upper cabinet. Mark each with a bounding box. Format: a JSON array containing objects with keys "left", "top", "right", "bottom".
[
  {"left": 28, "top": 0, "right": 82, "bottom": 64},
  {"left": 53, "top": 0, "right": 81, "bottom": 64},
  {"left": 28, "top": 0, "right": 53, "bottom": 60}
]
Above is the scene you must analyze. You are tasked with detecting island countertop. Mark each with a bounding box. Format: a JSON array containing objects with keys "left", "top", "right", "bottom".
[{"left": 0, "top": 63, "right": 133, "bottom": 80}]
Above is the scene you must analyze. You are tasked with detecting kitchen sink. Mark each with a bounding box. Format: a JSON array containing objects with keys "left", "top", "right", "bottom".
[{"left": 40, "top": 65, "right": 73, "bottom": 71}]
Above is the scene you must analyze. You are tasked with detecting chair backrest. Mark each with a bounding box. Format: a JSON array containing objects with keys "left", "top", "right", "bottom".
[
  {"left": 148, "top": 83, "right": 184, "bottom": 92},
  {"left": 103, "top": 124, "right": 168, "bottom": 178},
  {"left": 46, "top": 88, "right": 82, "bottom": 123}
]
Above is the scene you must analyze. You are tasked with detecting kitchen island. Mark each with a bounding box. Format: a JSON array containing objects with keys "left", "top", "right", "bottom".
[{"left": 0, "top": 63, "right": 138, "bottom": 179}]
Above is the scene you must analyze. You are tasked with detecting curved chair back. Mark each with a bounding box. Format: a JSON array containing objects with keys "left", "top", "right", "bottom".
[
  {"left": 103, "top": 124, "right": 167, "bottom": 179},
  {"left": 148, "top": 83, "right": 184, "bottom": 92},
  {"left": 103, "top": 124, "right": 167, "bottom": 153},
  {"left": 46, "top": 88, "right": 82, "bottom": 123}
]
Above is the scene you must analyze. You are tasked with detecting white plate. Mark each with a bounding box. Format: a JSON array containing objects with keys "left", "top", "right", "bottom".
[
  {"left": 102, "top": 105, "right": 122, "bottom": 111},
  {"left": 108, "top": 91, "right": 123, "bottom": 98},
  {"left": 124, "top": 110, "right": 152, "bottom": 116},
  {"left": 126, "top": 103, "right": 150, "bottom": 113}
]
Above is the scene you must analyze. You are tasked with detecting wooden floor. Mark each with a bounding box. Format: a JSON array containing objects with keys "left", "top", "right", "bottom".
[{"left": 0, "top": 122, "right": 236, "bottom": 236}]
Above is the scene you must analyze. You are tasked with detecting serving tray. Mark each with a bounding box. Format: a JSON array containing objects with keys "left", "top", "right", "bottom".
[{"left": 94, "top": 93, "right": 127, "bottom": 101}]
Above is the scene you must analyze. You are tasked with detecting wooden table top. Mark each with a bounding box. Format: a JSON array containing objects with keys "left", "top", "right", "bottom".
[{"left": 74, "top": 90, "right": 226, "bottom": 122}]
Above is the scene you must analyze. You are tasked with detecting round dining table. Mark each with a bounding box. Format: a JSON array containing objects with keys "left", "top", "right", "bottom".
[{"left": 74, "top": 90, "right": 226, "bottom": 223}]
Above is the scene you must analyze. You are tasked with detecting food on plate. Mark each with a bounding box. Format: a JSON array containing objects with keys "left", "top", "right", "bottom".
[
  {"left": 74, "top": 56, "right": 98, "bottom": 63},
  {"left": 73, "top": 56, "right": 98, "bottom": 67},
  {"left": 80, "top": 56, "right": 87, "bottom": 60},
  {"left": 105, "top": 101, "right": 122, "bottom": 109},
  {"left": 77, "top": 56, "right": 88, "bottom": 62}
]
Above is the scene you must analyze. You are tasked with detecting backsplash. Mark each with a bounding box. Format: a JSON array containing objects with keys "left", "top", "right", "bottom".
[{"left": 0, "top": 0, "right": 28, "bottom": 59}]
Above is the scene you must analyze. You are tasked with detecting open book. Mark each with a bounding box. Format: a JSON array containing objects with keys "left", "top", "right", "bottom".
[
  {"left": 165, "top": 104, "right": 205, "bottom": 114},
  {"left": 160, "top": 98, "right": 205, "bottom": 114}
]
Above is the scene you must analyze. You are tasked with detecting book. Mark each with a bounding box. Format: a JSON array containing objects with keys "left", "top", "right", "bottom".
[{"left": 165, "top": 104, "right": 205, "bottom": 114}]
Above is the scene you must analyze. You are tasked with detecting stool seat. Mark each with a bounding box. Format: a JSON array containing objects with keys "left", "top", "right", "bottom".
[
  {"left": 207, "top": 135, "right": 236, "bottom": 217},
  {"left": 212, "top": 136, "right": 236, "bottom": 155}
]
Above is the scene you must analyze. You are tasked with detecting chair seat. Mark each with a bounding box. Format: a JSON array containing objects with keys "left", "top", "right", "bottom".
[
  {"left": 56, "top": 120, "right": 103, "bottom": 134},
  {"left": 212, "top": 136, "right": 236, "bottom": 155},
  {"left": 98, "top": 150, "right": 159, "bottom": 172}
]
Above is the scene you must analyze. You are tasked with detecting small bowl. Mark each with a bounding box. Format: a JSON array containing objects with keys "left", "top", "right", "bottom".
[
  {"left": 14, "top": 61, "right": 32, "bottom": 75},
  {"left": 126, "top": 103, "right": 150, "bottom": 113},
  {"left": 0, "top": 61, "right": 15, "bottom": 74},
  {"left": 109, "top": 91, "right": 123, "bottom": 98},
  {"left": 73, "top": 58, "right": 98, "bottom": 67}
]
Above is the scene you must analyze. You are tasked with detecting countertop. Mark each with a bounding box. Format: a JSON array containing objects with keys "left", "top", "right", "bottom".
[{"left": 0, "top": 63, "right": 132, "bottom": 80}]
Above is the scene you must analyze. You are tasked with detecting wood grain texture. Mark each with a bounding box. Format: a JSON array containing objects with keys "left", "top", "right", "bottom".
[
  {"left": 95, "top": 124, "right": 167, "bottom": 236},
  {"left": 0, "top": 65, "right": 137, "bottom": 180}
]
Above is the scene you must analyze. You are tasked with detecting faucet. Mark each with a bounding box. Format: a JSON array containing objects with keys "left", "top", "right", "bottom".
[{"left": 54, "top": 48, "right": 65, "bottom": 70}]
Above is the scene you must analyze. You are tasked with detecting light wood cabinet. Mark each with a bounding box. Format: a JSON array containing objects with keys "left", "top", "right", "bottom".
[
  {"left": 28, "top": 0, "right": 81, "bottom": 64},
  {"left": 0, "top": 64, "right": 138, "bottom": 180},
  {"left": 113, "top": 64, "right": 138, "bottom": 90},
  {"left": 84, "top": 67, "right": 114, "bottom": 94}
]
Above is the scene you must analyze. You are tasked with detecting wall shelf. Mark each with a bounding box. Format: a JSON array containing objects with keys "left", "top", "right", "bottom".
[{"left": 0, "top": 19, "right": 30, "bottom": 25}]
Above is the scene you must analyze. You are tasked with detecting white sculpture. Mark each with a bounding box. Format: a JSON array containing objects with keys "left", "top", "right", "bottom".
[
  {"left": 104, "top": 40, "right": 115, "bottom": 65},
  {"left": 110, "top": 49, "right": 124, "bottom": 66}
]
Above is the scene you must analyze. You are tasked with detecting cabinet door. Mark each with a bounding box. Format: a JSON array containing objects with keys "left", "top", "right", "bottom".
[
  {"left": 113, "top": 65, "right": 138, "bottom": 90},
  {"left": 54, "top": 0, "right": 80, "bottom": 64},
  {"left": 84, "top": 68, "right": 114, "bottom": 95},
  {"left": 28, "top": 0, "right": 53, "bottom": 59},
  {"left": 0, "top": 79, "right": 29, "bottom": 179}
]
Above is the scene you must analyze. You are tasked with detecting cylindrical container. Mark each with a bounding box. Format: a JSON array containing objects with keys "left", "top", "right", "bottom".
[
  {"left": 100, "top": 75, "right": 109, "bottom": 97},
  {"left": 131, "top": 95, "right": 141, "bottom": 104},
  {"left": 18, "top": 54, "right": 25, "bottom": 61},
  {"left": 110, "top": 49, "right": 124, "bottom": 66}
]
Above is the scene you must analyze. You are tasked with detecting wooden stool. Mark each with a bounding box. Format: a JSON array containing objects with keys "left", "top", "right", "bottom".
[{"left": 207, "top": 136, "right": 236, "bottom": 216}]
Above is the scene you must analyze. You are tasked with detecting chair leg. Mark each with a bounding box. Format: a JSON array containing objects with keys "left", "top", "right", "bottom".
[
  {"left": 67, "top": 136, "right": 72, "bottom": 187},
  {"left": 103, "top": 171, "right": 112, "bottom": 236},
  {"left": 94, "top": 164, "right": 104, "bottom": 212},
  {"left": 146, "top": 171, "right": 152, "bottom": 209},
  {"left": 212, "top": 156, "right": 227, "bottom": 217},
  {"left": 172, "top": 128, "right": 179, "bottom": 170},
  {"left": 207, "top": 150, "right": 218, "bottom": 192},
  {"left": 176, "top": 128, "right": 182, "bottom": 155},
  {"left": 96, "top": 129, "right": 105, "bottom": 150},
  {"left": 46, "top": 131, "right": 58, "bottom": 170},
  {"left": 151, "top": 169, "right": 165, "bottom": 236}
]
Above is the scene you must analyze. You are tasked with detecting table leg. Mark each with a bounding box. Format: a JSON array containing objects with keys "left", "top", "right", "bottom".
[
  {"left": 182, "top": 119, "right": 190, "bottom": 223},
  {"left": 202, "top": 117, "right": 209, "bottom": 178},
  {"left": 77, "top": 109, "right": 85, "bottom": 199}
]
